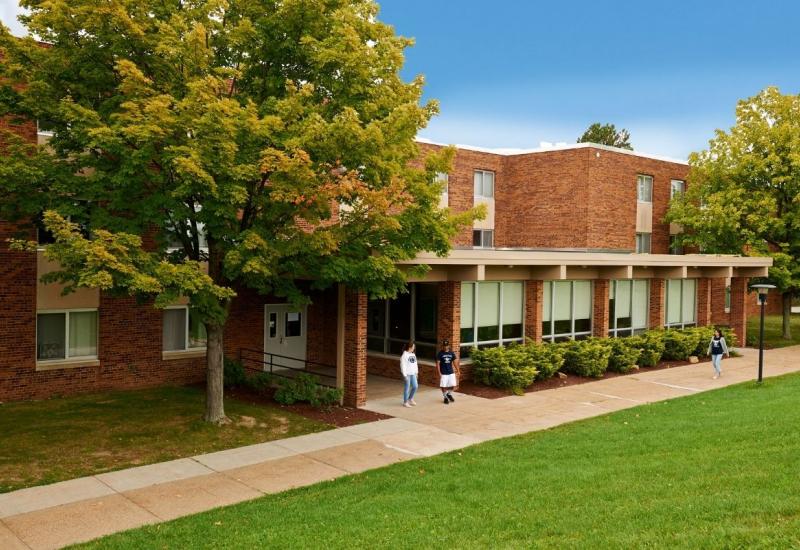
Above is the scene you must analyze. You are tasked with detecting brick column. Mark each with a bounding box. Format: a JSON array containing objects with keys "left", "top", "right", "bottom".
[
  {"left": 729, "top": 277, "right": 749, "bottom": 345},
  {"left": 696, "top": 277, "right": 712, "bottom": 327},
  {"left": 437, "top": 281, "right": 461, "bottom": 351},
  {"left": 710, "top": 278, "right": 730, "bottom": 326},
  {"left": 524, "top": 280, "right": 543, "bottom": 343},
  {"left": 592, "top": 279, "right": 610, "bottom": 338},
  {"left": 343, "top": 288, "right": 367, "bottom": 407},
  {"left": 649, "top": 278, "right": 666, "bottom": 329}
]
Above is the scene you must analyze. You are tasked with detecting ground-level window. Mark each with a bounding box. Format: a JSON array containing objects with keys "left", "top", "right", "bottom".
[
  {"left": 635, "top": 232, "right": 651, "bottom": 253},
  {"left": 163, "top": 306, "right": 207, "bottom": 351},
  {"left": 367, "top": 283, "right": 438, "bottom": 360},
  {"left": 473, "top": 229, "right": 494, "bottom": 248},
  {"left": 665, "top": 279, "right": 696, "bottom": 328},
  {"left": 609, "top": 280, "right": 649, "bottom": 337},
  {"left": 542, "top": 280, "right": 592, "bottom": 342},
  {"left": 460, "top": 281, "right": 524, "bottom": 358},
  {"left": 725, "top": 280, "right": 731, "bottom": 313},
  {"left": 36, "top": 309, "right": 99, "bottom": 361}
]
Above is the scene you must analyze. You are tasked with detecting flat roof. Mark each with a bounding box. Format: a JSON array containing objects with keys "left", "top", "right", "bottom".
[{"left": 416, "top": 137, "right": 689, "bottom": 166}]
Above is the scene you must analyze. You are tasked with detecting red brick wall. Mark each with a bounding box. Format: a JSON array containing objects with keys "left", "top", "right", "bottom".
[
  {"left": 436, "top": 281, "right": 461, "bottom": 351},
  {"left": 524, "top": 280, "right": 543, "bottom": 343},
  {"left": 710, "top": 278, "right": 730, "bottom": 326},
  {"left": 366, "top": 354, "right": 473, "bottom": 389},
  {"left": 697, "top": 278, "right": 712, "bottom": 326},
  {"left": 649, "top": 278, "right": 666, "bottom": 328},
  {"left": 729, "top": 277, "right": 749, "bottom": 344},
  {"left": 343, "top": 289, "right": 366, "bottom": 407},
  {"left": 593, "top": 280, "right": 610, "bottom": 336},
  {"left": 306, "top": 287, "right": 338, "bottom": 368}
]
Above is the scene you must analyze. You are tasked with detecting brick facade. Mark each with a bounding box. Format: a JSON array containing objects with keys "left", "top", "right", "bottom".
[
  {"left": 343, "top": 289, "right": 367, "bottom": 407},
  {"left": 524, "top": 280, "right": 543, "bottom": 343},
  {"left": 729, "top": 277, "right": 749, "bottom": 344},
  {"left": 592, "top": 280, "right": 611, "bottom": 337},
  {"left": 696, "top": 278, "right": 712, "bottom": 327},
  {"left": 649, "top": 278, "right": 666, "bottom": 329}
]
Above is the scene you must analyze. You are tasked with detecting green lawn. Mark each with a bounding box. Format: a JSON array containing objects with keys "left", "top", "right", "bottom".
[
  {"left": 0, "top": 386, "right": 330, "bottom": 493},
  {"left": 746, "top": 313, "right": 800, "bottom": 348},
  {"left": 77, "top": 374, "right": 800, "bottom": 549}
]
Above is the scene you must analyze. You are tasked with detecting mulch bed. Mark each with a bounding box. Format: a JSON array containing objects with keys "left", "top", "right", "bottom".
[
  {"left": 225, "top": 386, "right": 391, "bottom": 428},
  {"left": 456, "top": 356, "right": 713, "bottom": 400}
]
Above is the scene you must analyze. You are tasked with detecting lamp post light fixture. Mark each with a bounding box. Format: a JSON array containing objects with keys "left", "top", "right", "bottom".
[{"left": 751, "top": 283, "right": 776, "bottom": 384}]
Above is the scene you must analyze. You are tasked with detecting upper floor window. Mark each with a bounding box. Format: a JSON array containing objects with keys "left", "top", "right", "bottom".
[
  {"left": 635, "top": 232, "right": 651, "bottom": 253},
  {"left": 163, "top": 306, "right": 207, "bottom": 351},
  {"left": 474, "top": 170, "right": 494, "bottom": 198},
  {"left": 637, "top": 174, "right": 653, "bottom": 202},
  {"left": 670, "top": 179, "right": 685, "bottom": 199},
  {"left": 473, "top": 229, "right": 494, "bottom": 248},
  {"left": 435, "top": 172, "right": 449, "bottom": 194},
  {"left": 669, "top": 235, "right": 684, "bottom": 255},
  {"left": 37, "top": 309, "right": 98, "bottom": 362}
]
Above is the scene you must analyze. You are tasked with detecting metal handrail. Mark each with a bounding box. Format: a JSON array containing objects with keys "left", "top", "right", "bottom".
[{"left": 238, "top": 347, "right": 338, "bottom": 388}]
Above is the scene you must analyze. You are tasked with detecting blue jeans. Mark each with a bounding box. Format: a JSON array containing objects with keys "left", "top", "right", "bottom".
[
  {"left": 403, "top": 374, "right": 418, "bottom": 402},
  {"left": 712, "top": 354, "right": 722, "bottom": 375}
]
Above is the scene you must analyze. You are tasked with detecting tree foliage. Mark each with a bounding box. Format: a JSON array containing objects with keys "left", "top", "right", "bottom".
[
  {"left": 577, "top": 122, "right": 632, "bottom": 150},
  {"left": 0, "top": 0, "right": 477, "bottom": 421},
  {"left": 666, "top": 86, "right": 800, "bottom": 338}
]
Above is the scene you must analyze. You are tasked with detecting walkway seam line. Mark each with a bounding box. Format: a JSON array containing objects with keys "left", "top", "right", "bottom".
[
  {"left": 644, "top": 380, "right": 702, "bottom": 392},
  {"left": 0, "top": 517, "right": 33, "bottom": 550}
]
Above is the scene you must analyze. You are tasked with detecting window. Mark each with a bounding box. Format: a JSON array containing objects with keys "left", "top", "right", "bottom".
[
  {"left": 37, "top": 119, "right": 57, "bottom": 136},
  {"left": 473, "top": 229, "right": 494, "bottom": 248},
  {"left": 635, "top": 233, "right": 651, "bottom": 253},
  {"left": 669, "top": 235, "right": 684, "bottom": 255},
  {"left": 474, "top": 170, "right": 495, "bottom": 198},
  {"left": 436, "top": 172, "right": 449, "bottom": 207},
  {"left": 670, "top": 179, "right": 685, "bottom": 199},
  {"left": 36, "top": 310, "right": 98, "bottom": 362},
  {"left": 542, "top": 281, "right": 592, "bottom": 342},
  {"left": 665, "top": 279, "right": 696, "bottom": 328},
  {"left": 637, "top": 174, "right": 653, "bottom": 202},
  {"left": 460, "top": 281, "right": 524, "bottom": 358},
  {"left": 163, "top": 306, "right": 207, "bottom": 351},
  {"left": 725, "top": 282, "right": 731, "bottom": 313},
  {"left": 608, "top": 280, "right": 649, "bottom": 337},
  {"left": 367, "top": 283, "right": 438, "bottom": 360}
]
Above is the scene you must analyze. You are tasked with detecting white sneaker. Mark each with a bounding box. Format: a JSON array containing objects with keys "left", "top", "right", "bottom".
[
  {"left": 409, "top": 399, "right": 417, "bottom": 406},
  {"left": 403, "top": 402, "right": 412, "bottom": 408},
  {"left": 713, "top": 375, "right": 718, "bottom": 380}
]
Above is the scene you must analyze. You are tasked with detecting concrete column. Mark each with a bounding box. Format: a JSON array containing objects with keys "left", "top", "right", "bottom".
[
  {"left": 524, "top": 280, "right": 543, "bottom": 343},
  {"left": 649, "top": 278, "right": 666, "bottom": 329},
  {"left": 437, "top": 281, "right": 461, "bottom": 351},
  {"left": 696, "top": 277, "right": 712, "bottom": 327},
  {"left": 592, "top": 279, "right": 610, "bottom": 338},
  {"left": 342, "top": 288, "right": 367, "bottom": 407},
  {"left": 729, "top": 277, "right": 749, "bottom": 345}
]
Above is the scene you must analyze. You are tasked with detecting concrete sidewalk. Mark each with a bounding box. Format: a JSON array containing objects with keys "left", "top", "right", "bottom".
[{"left": 2, "top": 346, "right": 799, "bottom": 549}]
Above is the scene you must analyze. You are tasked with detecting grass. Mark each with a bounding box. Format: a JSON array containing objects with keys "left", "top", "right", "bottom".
[
  {"left": 77, "top": 373, "right": 800, "bottom": 549},
  {"left": 0, "top": 385, "right": 330, "bottom": 493},
  {"left": 746, "top": 313, "right": 800, "bottom": 348}
]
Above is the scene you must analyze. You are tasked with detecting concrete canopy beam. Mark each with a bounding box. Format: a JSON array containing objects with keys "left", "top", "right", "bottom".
[
  {"left": 447, "top": 265, "right": 485, "bottom": 282},
  {"left": 653, "top": 266, "right": 687, "bottom": 279},
  {"left": 529, "top": 265, "right": 567, "bottom": 280}
]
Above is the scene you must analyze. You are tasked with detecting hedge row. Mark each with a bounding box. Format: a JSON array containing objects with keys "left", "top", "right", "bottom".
[{"left": 471, "top": 326, "right": 738, "bottom": 393}]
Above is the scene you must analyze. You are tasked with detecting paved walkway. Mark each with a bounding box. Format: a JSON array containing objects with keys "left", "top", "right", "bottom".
[{"left": 2, "top": 346, "right": 799, "bottom": 549}]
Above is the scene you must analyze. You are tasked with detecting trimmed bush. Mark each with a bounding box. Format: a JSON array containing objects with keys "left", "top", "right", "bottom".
[
  {"left": 471, "top": 345, "right": 538, "bottom": 394},
  {"left": 687, "top": 326, "right": 715, "bottom": 357},
  {"left": 527, "top": 343, "right": 565, "bottom": 381},
  {"left": 662, "top": 329, "right": 702, "bottom": 361},
  {"left": 629, "top": 332, "right": 664, "bottom": 368},
  {"left": 246, "top": 372, "right": 274, "bottom": 392},
  {"left": 274, "top": 373, "right": 342, "bottom": 407},
  {"left": 558, "top": 338, "right": 611, "bottom": 378},
  {"left": 223, "top": 358, "right": 247, "bottom": 388},
  {"left": 606, "top": 337, "right": 642, "bottom": 373}
]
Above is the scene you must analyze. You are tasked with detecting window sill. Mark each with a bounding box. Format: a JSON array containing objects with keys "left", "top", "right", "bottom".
[
  {"left": 162, "top": 349, "right": 207, "bottom": 361},
  {"left": 36, "top": 358, "right": 100, "bottom": 371}
]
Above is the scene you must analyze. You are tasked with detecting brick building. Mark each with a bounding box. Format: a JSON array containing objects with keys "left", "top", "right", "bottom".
[{"left": 0, "top": 133, "right": 771, "bottom": 406}]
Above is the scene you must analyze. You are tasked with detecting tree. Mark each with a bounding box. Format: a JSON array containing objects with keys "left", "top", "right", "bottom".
[
  {"left": 0, "top": 0, "right": 476, "bottom": 423},
  {"left": 577, "top": 123, "right": 633, "bottom": 150},
  {"left": 666, "top": 86, "right": 800, "bottom": 339}
]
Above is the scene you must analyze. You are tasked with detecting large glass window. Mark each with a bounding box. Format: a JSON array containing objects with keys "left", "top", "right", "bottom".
[
  {"left": 609, "top": 280, "right": 649, "bottom": 337},
  {"left": 635, "top": 233, "right": 651, "bottom": 253},
  {"left": 460, "top": 281, "right": 524, "bottom": 357},
  {"left": 474, "top": 170, "right": 495, "bottom": 198},
  {"left": 37, "top": 310, "right": 98, "bottom": 361},
  {"left": 665, "top": 279, "right": 696, "bottom": 328},
  {"left": 163, "top": 306, "right": 207, "bottom": 351},
  {"left": 542, "top": 281, "right": 592, "bottom": 342},
  {"left": 637, "top": 174, "right": 653, "bottom": 202},
  {"left": 367, "top": 283, "right": 438, "bottom": 360}
]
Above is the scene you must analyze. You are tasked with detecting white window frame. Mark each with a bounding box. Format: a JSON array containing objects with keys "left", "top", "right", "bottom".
[
  {"left": 637, "top": 174, "right": 653, "bottom": 203},
  {"left": 474, "top": 170, "right": 495, "bottom": 198},
  {"left": 635, "top": 232, "right": 651, "bottom": 253},
  {"left": 163, "top": 305, "right": 207, "bottom": 352},
  {"left": 665, "top": 279, "right": 697, "bottom": 329},
  {"left": 460, "top": 281, "right": 525, "bottom": 353},
  {"left": 542, "top": 281, "right": 593, "bottom": 342},
  {"left": 473, "top": 229, "right": 494, "bottom": 248},
  {"left": 670, "top": 179, "right": 685, "bottom": 199},
  {"left": 36, "top": 308, "right": 99, "bottom": 363},
  {"left": 608, "top": 280, "right": 650, "bottom": 337}
]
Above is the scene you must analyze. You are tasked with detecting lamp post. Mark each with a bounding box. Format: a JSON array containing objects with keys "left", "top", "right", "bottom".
[{"left": 750, "top": 283, "right": 776, "bottom": 384}]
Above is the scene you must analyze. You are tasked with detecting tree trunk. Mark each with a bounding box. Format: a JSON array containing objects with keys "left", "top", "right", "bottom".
[
  {"left": 782, "top": 292, "right": 792, "bottom": 340},
  {"left": 204, "top": 323, "right": 227, "bottom": 424}
]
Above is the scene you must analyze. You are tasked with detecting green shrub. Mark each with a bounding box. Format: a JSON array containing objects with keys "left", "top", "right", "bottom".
[
  {"left": 634, "top": 331, "right": 665, "bottom": 367},
  {"left": 558, "top": 338, "right": 611, "bottom": 378},
  {"left": 606, "top": 337, "right": 642, "bottom": 373},
  {"left": 471, "top": 345, "right": 538, "bottom": 393},
  {"left": 223, "top": 358, "right": 247, "bottom": 388},
  {"left": 687, "top": 326, "right": 715, "bottom": 357},
  {"left": 662, "top": 329, "right": 701, "bottom": 361},
  {"left": 246, "top": 372, "right": 274, "bottom": 392},
  {"left": 274, "top": 373, "right": 342, "bottom": 408},
  {"left": 526, "top": 342, "right": 565, "bottom": 381}
]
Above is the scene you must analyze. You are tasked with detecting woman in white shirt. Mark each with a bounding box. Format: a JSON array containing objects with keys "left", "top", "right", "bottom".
[{"left": 400, "top": 341, "right": 419, "bottom": 408}]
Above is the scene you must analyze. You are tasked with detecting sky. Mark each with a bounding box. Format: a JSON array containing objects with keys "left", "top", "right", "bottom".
[{"left": 2, "top": 0, "right": 799, "bottom": 159}]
